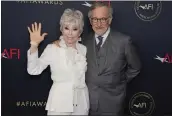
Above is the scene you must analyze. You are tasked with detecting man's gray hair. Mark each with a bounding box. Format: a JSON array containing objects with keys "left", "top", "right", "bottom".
[
  {"left": 60, "top": 8, "right": 84, "bottom": 33},
  {"left": 88, "top": 1, "right": 113, "bottom": 18}
]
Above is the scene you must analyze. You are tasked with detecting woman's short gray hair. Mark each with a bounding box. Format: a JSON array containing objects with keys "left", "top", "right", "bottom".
[
  {"left": 60, "top": 8, "right": 84, "bottom": 33},
  {"left": 88, "top": 1, "right": 113, "bottom": 18}
]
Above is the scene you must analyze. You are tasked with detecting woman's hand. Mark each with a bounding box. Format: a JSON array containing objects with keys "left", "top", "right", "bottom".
[{"left": 27, "top": 22, "right": 48, "bottom": 46}]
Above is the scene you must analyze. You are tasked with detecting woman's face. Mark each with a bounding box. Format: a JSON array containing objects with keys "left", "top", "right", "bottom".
[{"left": 62, "top": 23, "right": 81, "bottom": 46}]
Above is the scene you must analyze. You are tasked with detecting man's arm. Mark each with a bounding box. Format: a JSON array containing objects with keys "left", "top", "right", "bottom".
[{"left": 125, "top": 38, "right": 141, "bottom": 82}]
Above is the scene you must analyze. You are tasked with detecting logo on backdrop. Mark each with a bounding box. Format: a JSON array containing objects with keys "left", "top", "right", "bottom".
[
  {"left": 82, "top": 1, "right": 111, "bottom": 7},
  {"left": 17, "top": 1, "right": 63, "bottom": 5},
  {"left": 1, "top": 48, "right": 20, "bottom": 59},
  {"left": 82, "top": 1, "right": 92, "bottom": 7},
  {"left": 134, "top": 1, "right": 162, "bottom": 21},
  {"left": 129, "top": 92, "right": 155, "bottom": 116},
  {"left": 154, "top": 53, "right": 172, "bottom": 64},
  {"left": 16, "top": 101, "right": 46, "bottom": 107}
]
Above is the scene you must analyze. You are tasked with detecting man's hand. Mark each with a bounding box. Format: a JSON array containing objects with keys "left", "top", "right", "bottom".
[{"left": 53, "top": 40, "right": 61, "bottom": 47}]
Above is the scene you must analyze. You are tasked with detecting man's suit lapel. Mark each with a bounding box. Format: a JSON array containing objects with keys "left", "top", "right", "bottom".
[
  {"left": 92, "top": 34, "right": 99, "bottom": 68},
  {"left": 86, "top": 31, "right": 115, "bottom": 75},
  {"left": 87, "top": 33, "right": 99, "bottom": 73},
  {"left": 98, "top": 32, "right": 112, "bottom": 74}
]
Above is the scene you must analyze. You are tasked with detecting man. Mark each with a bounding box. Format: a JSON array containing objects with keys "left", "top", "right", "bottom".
[{"left": 83, "top": 2, "right": 141, "bottom": 116}]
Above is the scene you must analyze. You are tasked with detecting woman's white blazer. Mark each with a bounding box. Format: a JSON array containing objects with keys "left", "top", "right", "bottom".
[{"left": 27, "top": 38, "right": 88, "bottom": 112}]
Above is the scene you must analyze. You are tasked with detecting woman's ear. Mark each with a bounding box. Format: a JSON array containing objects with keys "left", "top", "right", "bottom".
[
  {"left": 78, "top": 37, "right": 82, "bottom": 41},
  {"left": 60, "top": 26, "right": 63, "bottom": 33},
  {"left": 79, "top": 33, "right": 81, "bottom": 37}
]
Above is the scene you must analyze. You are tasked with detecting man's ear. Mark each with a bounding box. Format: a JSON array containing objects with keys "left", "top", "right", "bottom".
[
  {"left": 89, "top": 18, "right": 93, "bottom": 25},
  {"left": 108, "top": 17, "right": 112, "bottom": 25}
]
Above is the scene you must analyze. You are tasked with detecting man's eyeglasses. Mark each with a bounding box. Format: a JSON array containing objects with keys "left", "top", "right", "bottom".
[{"left": 91, "top": 17, "right": 109, "bottom": 23}]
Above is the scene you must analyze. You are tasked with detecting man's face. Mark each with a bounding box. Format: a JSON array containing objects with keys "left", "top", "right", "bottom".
[{"left": 90, "top": 6, "right": 112, "bottom": 36}]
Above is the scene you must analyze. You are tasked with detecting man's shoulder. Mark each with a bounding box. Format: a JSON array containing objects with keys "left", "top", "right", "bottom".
[
  {"left": 110, "top": 30, "right": 130, "bottom": 39},
  {"left": 107, "top": 30, "right": 132, "bottom": 48}
]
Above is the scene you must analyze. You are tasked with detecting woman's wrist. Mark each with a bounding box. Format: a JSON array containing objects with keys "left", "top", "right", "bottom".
[
  {"left": 30, "top": 45, "right": 38, "bottom": 54},
  {"left": 30, "top": 41, "right": 39, "bottom": 47}
]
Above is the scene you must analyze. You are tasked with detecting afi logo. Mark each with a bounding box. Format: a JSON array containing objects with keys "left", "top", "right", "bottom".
[
  {"left": 134, "top": 103, "right": 147, "bottom": 108},
  {"left": 154, "top": 53, "right": 172, "bottom": 64},
  {"left": 1, "top": 48, "right": 20, "bottom": 59},
  {"left": 139, "top": 4, "right": 154, "bottom": 10}
]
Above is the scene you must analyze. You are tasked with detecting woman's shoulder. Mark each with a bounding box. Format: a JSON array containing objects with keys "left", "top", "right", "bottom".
[
  {"left": 78, "top": 43, "right": 86, "bottom": 48},
  {"left": 78, "top": 43, "right": 87, "bottom": 56},
  {"left": 43, "top": 41, "right": 61, "bottom": 52}
]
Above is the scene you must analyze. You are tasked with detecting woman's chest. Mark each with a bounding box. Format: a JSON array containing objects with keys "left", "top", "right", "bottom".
[{"left": 49, "top": 48, "right": 83, "bottom": 72}]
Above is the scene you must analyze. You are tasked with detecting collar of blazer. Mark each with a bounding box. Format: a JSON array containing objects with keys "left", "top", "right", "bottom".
[{"left": 59, "top": 35, "right": 80, "bottom": 48}]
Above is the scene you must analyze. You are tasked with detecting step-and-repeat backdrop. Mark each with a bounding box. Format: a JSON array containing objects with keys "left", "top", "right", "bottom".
[{"left": 2, "top": 1, "right": 172, "bottom": 116}]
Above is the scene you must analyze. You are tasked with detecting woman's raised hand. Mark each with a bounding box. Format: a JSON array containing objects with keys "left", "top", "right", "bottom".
[{"left": 27, "top": 22, "right": 48, "bottom": 46}]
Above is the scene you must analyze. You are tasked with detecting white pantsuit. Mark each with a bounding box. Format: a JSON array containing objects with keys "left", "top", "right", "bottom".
[{"left": 27, "top": 36, "right": 89, "bottom": 115}]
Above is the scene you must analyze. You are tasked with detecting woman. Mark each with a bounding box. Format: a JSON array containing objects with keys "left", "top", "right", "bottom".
[{"left": 27, "top": 9, "right": 89, "bottom": 115}]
